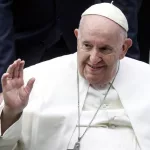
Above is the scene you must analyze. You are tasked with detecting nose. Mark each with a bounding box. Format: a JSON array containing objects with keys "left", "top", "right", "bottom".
[{"left": 89, "top": 49, "right": 102, "bottom": 64}]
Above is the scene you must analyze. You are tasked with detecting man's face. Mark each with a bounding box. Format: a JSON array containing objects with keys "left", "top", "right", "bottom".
[{"left": 76, "top": 15, "right": 128, "bottom": 86}]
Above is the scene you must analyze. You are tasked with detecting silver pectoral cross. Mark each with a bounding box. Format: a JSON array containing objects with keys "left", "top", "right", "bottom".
[{"left": 67, "top": 141, "right": 80, "bottom": 150}]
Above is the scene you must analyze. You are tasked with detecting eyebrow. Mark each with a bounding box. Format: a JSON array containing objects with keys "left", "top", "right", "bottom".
[
  {"left": 82, "top": 41, "right": 113, "bottom": 49},
  {"left": 100, "top": 45, "right": 113, "bottom": 49},
  {"left": 82, "top": 41, "right": 91, "bottom": 44}
]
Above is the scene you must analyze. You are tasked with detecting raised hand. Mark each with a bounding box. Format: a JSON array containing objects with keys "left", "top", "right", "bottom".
[{"left": 1, "top": 59, "right": 35, "bottom": 114}]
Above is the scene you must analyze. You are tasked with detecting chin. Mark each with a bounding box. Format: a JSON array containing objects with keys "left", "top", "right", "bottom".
[
  {"left": 85, "top": 72, "right": 108, "bottom": 84},
  {"left": 86, "top": 76, "right": 102, "bottom": 85}
]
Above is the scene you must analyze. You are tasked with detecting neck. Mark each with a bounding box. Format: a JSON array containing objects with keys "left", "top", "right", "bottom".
[{"left": 91, "top": 83, "right": 109, "bottom": 90}]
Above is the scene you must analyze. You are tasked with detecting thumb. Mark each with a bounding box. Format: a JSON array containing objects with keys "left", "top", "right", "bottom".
[{"left": 24, "top": 78, "right": 35, "bottom": 95}]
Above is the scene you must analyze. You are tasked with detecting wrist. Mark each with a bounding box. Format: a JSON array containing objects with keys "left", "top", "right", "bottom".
[{"left": 2, "top": 105, "right": 22, "bottom": 119}]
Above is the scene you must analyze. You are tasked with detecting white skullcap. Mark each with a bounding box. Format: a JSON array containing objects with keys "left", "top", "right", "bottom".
[{"left": 82, "top": 3, "right": 128, "bottom": 32}]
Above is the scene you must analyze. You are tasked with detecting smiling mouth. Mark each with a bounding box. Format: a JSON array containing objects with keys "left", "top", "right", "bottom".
[{"left": 88, "top": 64, "right": 104, "bottom": 69}]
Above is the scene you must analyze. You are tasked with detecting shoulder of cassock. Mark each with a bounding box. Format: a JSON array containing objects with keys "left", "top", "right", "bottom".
[
  {"left": 24, "top": 53, "right": 77, "bottom": 80},
  {"left": 114, "top": 56, "right": 150, "bottom": 92},
  {"left": 23, "top": 53, "right": 77, "bottom": 102},
  {"left": 120, "top": 56, "right": 150, "bottom": 76}
]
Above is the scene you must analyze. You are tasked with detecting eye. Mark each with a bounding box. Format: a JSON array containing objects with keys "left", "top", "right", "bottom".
[
  {"left": 101, "top": 47, "right": 107, "bottom": 51},
  {"left": 83, "top": 43, "right": 92, "bottom": 49},
  {"left": 99, "top": 47, "right": 112, "bottom": 54},
  {"left": 85, "top": 43, "right": 90, "bottom": 47}
]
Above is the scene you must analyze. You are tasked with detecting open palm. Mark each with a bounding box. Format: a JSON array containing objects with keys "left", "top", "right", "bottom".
[{"left": 1, "top": 59, "right": 35, "bottom": 113}]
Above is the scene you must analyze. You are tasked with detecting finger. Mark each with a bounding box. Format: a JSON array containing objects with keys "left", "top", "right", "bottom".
[
  {"left": 1, "top": 73, "right": 9, "bottom": 87},
  {"left": 6, "top": 61, "right": 17, "bottom": 79},
  {"left": 24, "top": 78, "right": 35, "bottom": 95},
  {"left": 14, "top": 59, "right": 21, "bottom": 78},
  {"left": 18, "top": 61, "right": 25, "bottom": 78}
]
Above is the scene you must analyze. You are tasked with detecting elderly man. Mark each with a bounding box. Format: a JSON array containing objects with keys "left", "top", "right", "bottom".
[{"left": 0, "top": 2, "right": 150, "bottom": 150}]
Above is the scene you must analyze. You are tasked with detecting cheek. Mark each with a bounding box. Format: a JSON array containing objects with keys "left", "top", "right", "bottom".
[
  {"left": 78, "top": 50, "right": 89, "bottom": 63},
  {"left": 77, "top": 51, "right": 89, "bottom": 73},
  {"left": 104, "top": 54, "right": 118, "bottom": 66}
]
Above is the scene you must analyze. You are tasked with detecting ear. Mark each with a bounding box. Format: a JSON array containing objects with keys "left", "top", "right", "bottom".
[
  {"left": 119, "top": 38, "right": 132, "bottom": 60},
  {"left": 74, "top": 29, "right": 79, "bottom": 38}
]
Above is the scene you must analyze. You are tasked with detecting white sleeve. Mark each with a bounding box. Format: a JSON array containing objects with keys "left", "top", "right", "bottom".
[{"left": 0, "top": 103, "right": 22, "bottom": 150}]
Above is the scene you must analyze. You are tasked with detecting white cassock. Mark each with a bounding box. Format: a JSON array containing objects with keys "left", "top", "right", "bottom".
[
  {"left": 68, "top": 85, "right": 140, "bottom": 150},
  {"left": 0, "top": 53, "right": 150, "bottom": 150}
]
